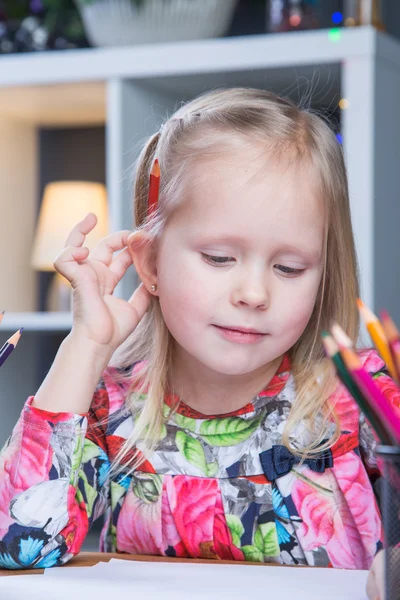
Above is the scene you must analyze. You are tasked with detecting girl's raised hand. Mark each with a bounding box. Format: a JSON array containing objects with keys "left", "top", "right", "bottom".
[{"left": 54, "top": 213, "right": 151, "bottom": 354}]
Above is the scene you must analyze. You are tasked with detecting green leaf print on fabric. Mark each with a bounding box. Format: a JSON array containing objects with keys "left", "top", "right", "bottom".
[
  {"left": 199, "top": 415, "right": 262, "bottom": 447},
  {"left": 226, "top": 515, "right": 244, "bottom": 548},
  {"left": 77, "top": 470, "right": 98, "bottom": 518},
  {"left": 242, "top": 546, "right": 264, "bottom": 562},
  {"left": 82, "top": 439, "right": 101, "bottom": 463},
  {"left": 132, "top": 472, "right": 162, "bottom": 504},
  {"left": 174, "top": 413, "right": 197, "bottom": 432},
  {"left": 70, "top": 433, "right": 84, "bottom": 482},
  {"left": 175, "top": 430, "right": 218, "bottom": 476},
  {"left": 111, "top": 480, "right": 129, "bottom": 511},
  {"left": 160, "top": 423, "right": 167, "bottom": 440},
  {"left": 372, "top": 372, "right": 385, "bottom": 380},
  {"left": 254, "top": 523, "right": 280, "bottom": 557},
  {"left": 162, "top": 404, "right": 173, "bottom": 419},
  {"left": 111, "top": 524, "right": 117, "bottom": 550}
]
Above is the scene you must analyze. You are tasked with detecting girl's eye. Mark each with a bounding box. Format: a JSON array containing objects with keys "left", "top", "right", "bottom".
[
  {"left": 201, "top": 253, "right": 234, "bottom": 266},
  {"left": 275, "top": 264, "right": 305, "bottom": 276}
]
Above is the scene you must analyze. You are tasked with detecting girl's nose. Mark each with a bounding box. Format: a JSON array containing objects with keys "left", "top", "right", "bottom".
[{"left": 231, "top": 271, "right": 269, "bottom": 310}]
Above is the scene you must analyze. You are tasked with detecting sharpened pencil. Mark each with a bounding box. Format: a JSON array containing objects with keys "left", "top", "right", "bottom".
[
  {"left": 380, "top": 310, "right": 400, "bottom": 383},
  {"left": 0, "top": 328, "right": 23, "bottom": 369},
  {"left": 357, "top": 299, "right": 398, "bottom": 383}
]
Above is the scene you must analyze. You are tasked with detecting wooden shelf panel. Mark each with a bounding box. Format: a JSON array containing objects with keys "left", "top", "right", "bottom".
[
  {"left": 0, "top": 28, "right": 386, "bottom": 87},
  {"left": 0, "top": 27, "right": 396, "bottom": 125}
]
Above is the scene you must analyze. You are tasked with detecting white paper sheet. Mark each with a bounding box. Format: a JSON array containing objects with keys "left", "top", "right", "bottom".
[{"left": 0, "top": 560, "right": 369, "bottom": 600}]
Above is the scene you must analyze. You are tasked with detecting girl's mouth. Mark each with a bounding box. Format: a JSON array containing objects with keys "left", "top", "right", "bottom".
[{"left": 213, "top": 325, "right": 267, "bottom": 344}]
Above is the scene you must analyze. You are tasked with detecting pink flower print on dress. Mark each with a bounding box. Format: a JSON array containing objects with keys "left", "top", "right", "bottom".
[{"left": 291, "top": 451, "right": 382, "bottom": 569}]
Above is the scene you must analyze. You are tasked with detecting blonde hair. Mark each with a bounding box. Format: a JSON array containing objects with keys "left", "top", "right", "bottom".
[{"left": 109, "top": 87, "right": 359, "bottom": 474}]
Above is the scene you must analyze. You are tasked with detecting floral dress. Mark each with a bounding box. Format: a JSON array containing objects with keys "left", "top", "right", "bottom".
[{"left": 0, "top": 349, "right": 398, "bottom": 570}]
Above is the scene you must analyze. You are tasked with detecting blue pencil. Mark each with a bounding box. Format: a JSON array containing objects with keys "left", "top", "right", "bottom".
[{"left": 0, "top": 328, "right": 23, "bottom": 369}]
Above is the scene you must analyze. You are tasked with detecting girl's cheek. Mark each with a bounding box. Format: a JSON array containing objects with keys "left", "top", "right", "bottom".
[
  {"left": 280, "top": 291, "right": 317, "bottom": 330},
  {"left": 160, "top": 277, "right": 207, "bottom": 319}
]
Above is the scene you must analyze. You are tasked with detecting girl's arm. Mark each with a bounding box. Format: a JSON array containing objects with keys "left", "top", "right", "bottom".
[
  {"left": 33, "top": 331, "right": 112, "bottom": 414},
  {"left": 0, "top": 215, "right": 151, "bottom": 570},
  {"left": 0, "top": 367, "right": 113, "bottom": 570}
]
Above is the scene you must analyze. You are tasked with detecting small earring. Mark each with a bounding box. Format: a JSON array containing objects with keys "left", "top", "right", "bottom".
[{"left": 150, "top": 284, "right": 157, "bottom": 292}]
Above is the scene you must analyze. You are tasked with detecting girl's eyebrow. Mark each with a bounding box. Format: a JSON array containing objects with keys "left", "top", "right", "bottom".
[
  {"left": 197, "top": 234, "right": 247, "bottom": 245},
  {"left": 276, "top": 243, "right": 322, "bottom": 261}
]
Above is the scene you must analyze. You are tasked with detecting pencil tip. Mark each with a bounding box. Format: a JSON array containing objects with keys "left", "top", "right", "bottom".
[
  {"left": 331, "top": 322, "right": 353, "bottom": 349},
  {"left": 19, "top": 328, "right": 24, "bottom": 334},
  {"left": 151, "top": 158, "right": 160, "bottom": 177}
]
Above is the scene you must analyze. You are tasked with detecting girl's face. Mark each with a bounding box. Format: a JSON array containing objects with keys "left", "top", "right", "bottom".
[{"left": 156, "top": 146, "right": 325, "bottom": 377}]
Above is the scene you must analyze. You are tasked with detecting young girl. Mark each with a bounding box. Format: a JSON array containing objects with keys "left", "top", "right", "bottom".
[{"left": 0, "top": 88, "right": 395, "bottom": 598}]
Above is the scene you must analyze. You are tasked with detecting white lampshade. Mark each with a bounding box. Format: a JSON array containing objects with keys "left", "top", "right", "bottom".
[{"left": 32, "top": 181, "right": 108, "bottom": 271}]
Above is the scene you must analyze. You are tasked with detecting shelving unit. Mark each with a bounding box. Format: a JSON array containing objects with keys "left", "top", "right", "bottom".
[{"left": 1, "top": 25, "right": 400, "bottom": 444}]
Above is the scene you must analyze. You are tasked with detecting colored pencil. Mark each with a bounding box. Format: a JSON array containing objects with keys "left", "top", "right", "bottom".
[
  {"left": 148, "top": 158, "right": 160, "bottom": 216},
  {"left": 0, "top": 328, "right": 23, "bottom": 369},
  {"left": 380, "top": 310, "right": 400, "bottom": 383},
  {"left": 330, "top": 323, "right": 354, "bottom": 350},
  {"left": 357, "top": 299, "right": 398, "bottom": 383},
  {"left": 322, "top": 331, "right": 391, "bottom": 444},
  {"left": 338, "top": 346, "right": 400, "bottom": 444}
]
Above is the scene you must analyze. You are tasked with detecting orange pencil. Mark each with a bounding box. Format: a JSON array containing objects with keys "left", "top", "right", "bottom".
[
  {"left": 357, "top": 299, "right": 398, "bottom": 383},
  {"left": 148, "top": 158, "right": 160, "bottom": 216},
  {"left": 380, "top": 310, "right": 400, "bottom": 382}
]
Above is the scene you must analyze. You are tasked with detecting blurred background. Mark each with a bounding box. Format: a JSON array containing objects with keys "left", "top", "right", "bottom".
[{"left": 1, "top": 0, "right": 400, "bottom": 549}]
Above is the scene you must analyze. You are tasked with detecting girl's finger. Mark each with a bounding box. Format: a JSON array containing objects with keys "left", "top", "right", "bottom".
[
  {"left": 127, "top": 283, "right": 152, "bottom": 327},
  {"left": 65, "top": 213, "right": 98, "bottom": 248},
  {"left": 54, "top": 246, "right": 90, "bottom": 283},
  {"left": 108, "top": 247, "right": 133, "bottom": 282},
  {"left": 89, "top": 230, "right": 133, "bottom": 266}
]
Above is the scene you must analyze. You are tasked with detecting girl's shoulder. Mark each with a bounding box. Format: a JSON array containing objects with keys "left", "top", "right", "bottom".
[{"left": 96, "top": 361, "right": 143, "bottom": 416}]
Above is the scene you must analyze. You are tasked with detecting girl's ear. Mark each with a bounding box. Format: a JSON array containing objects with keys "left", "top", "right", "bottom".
[{"left": 127, "top": 231, "right": 158, "bottom": 296}]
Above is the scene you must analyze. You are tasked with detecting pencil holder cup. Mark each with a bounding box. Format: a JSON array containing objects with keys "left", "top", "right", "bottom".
[{"left": 376, "top": 445, "right": 400, "bottom": 600}]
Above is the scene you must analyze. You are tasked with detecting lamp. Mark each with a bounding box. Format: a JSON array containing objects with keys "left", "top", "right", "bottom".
[{"left": 32, "top": 181, "right": 108, "bottom": 312}]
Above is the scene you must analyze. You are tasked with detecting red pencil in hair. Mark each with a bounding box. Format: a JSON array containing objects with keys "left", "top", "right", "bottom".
[
  {"left": 148, "top": 158, "right": 160, "bottom": 216},
  {"left": 0, "top": 328, "right": 23, "bottom": 369}
]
